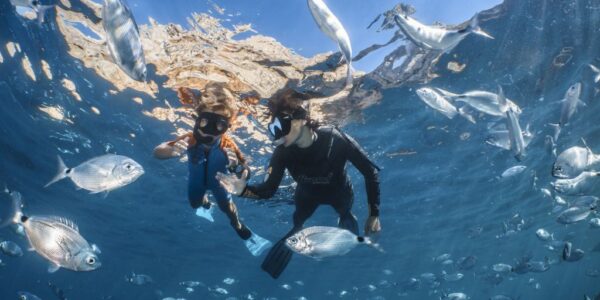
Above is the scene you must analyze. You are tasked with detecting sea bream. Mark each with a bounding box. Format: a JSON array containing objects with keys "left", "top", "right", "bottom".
[
  {"left": 285, "top": 226, "right": 382, "bottom": 259},
  {"left": 498, "top": 86, "right": 526, "bottom": 161},
  {"left": 102, "top": 0, "right": 147, "bottom": 81},
  {"left": 9, "top": 0, "right": 54, "bottom": 24},
  {"left": 45, "top": 154, "right": 144, "bottom": 194},
  {"left": 3, "top": 189, "right": 101, "bottom": 273},
  {"left": 434, "top": 88, "right": 522, "bottom": 117},
  {"left": 550, "top": 82, "right": 584, "bottom": 140},
  {"left": 485, "top": 125, "right": 533, "bottom": 151},
  {"left": 552, "top": 141, "right": 600, "bottom": 178},
  {"left": 552, "top": 171, "right": 600, "bottom": 195},
  {"left": 307, "top": 0, "right": 353, "bottom": 86},
  {"left": 393, "top": 11, "right": 493, "bottom": 52}
]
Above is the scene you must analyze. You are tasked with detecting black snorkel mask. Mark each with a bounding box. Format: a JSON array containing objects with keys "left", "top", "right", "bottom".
[
  {"left": 194, "top": 112, "right": 230, "bottom": 144},
  {"left": 267, "top": 109, "right": 307, "bottom": 141}
]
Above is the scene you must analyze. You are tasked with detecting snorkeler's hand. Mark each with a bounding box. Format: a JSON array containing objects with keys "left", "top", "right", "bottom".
[
  {"left": 364, "top": 216, "right": 381, "bottom": 236},
  {"left": 216, "top": 169, "right": 248, "bottom": 196},
  {"left": 224, "top": 147, "right": 239, "bottom": 171}
]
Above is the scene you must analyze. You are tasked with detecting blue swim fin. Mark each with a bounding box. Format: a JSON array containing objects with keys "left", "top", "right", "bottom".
[
  {"left": 195, "top": 204, "right": 214, "bottom": 222},
  {"left": 245, "top": 231, "right": 272, "bottom": 256}
]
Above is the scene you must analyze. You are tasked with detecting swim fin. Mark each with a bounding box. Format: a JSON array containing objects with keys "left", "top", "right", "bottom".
[
  {"left": 195, "top": 203, "right": 214, "bottom": 222},
  {"left": 261, "top": 238, "right": 293, "bottom": 279},
  {"left": 245, "top": 231, "right": 272, "bottom": 256}
]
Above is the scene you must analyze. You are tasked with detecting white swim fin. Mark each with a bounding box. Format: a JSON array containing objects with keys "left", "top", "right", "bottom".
[
  {"left": 244, "top": 231, "right": 272, "bottom": 256},
  {"left": 195, "top": 204, "right": 214, "bottom": 223}
]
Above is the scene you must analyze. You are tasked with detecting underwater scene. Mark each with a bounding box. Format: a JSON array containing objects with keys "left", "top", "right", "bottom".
[{"left": 1, "top": 0, "right": 600, "bottom": 299}]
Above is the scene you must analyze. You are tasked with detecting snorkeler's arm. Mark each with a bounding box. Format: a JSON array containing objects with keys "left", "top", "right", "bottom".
[
  {"left": 344, "top": 133, "right": 381, "bottom": 217},
  {"left": 168, "top": 132, "right": 193, "bottom": 146},
  {"left": 240, "top": 147, "right": 286, "bottom": 199}
]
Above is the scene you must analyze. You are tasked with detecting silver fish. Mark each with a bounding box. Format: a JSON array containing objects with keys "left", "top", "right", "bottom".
[
  {"left": 492, "top": 263, "right": 512, "bottom": 273},
  {"left": 501, "top": 165, "right": 526, "bottom": 178},
  {"left": 498, "top": 86, "right": 526, "bottom": 161},
  {"left": 550, "top": 82, "right": 584, "bottom": 140},
  {"left": 590, "top": 218, "right": 600, "bottom": 228},
  {"left": 535, "top": 228, "right": 553, "bottom": 241},
  {"left": 440, "top": 292, "right": 469, "bottom": 300},
  {"left": 527, "top": 257, "right": 550, "bottom": 273},
  {"left": 557, "top": 206, "right": 595, "bottom": 224},
  {"left": 45, "top": 154, "right": 144, "bottom": 194},
  {"left": 416, "top": 88, "right": 458, "bottom": 119},
  {"left": 572, "top": 196, "right": 599, "bottom": 208},
  {"left": 485, "top": 126, "right": 533, "bottom": 151},
  {"left": 552, "top": 171, "right": 600, "bottom": 195},
  {"left": 102, "top": 0, "right": 147, "bottom": 81},
  {"left": 285, "top": 226, "right": 381, "bottom": 259},
  {"left": 442, "top": 271, "right": 464, "bottom": 282},
  {"left": 5, "top": 189, "right": 101, "bottom": 273},
  {"left": 0, "top": 240, "right": 23, "bottom": 257},
  {"left": 307, "top": 0, "right": 353, "bottom": 86},
  {"left": 590, "top": 64, "right": 600, "bottom": 83},
  {"left": 562, "top": 242, "right": 584, "bottom": 262},
  {"left": 552, "top": 143, "right": 600, "bottom": 178},
  {"left": 9, "top": 0, "right": 54, "bottom": 24},
  {"left": 393, "top": 11, "right": 492, "bottom": 52},
  {"left": 17, "top": 291, "right": 42, "bottom": 300},
  {"left": 436, "top": 88, "right": 522, "bottom": 117}
]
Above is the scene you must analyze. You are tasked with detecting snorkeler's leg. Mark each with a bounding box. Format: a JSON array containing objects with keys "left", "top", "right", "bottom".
[
  {"left": 215, "top": 194, "right": 251, "bottom": 239},
  {"left": 262, "top": 191, "right": 319, "bottom": 279},
  {"left": 332, "top": 186, "right": 359, "bottom": 235}
]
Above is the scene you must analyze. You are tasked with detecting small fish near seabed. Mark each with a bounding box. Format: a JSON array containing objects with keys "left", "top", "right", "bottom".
[
  {"left": 9, "top": 0, "right": 55, "bottom": 25},
  {"left": 102, "top": 0, "right": 147, "bottom": 81},
  {"left": 45, "top": 154, "right": 144, "bottom": 195},
  {"left": 393, "top": 10, "right": 493, "bottom": 53},
  {"left": 285, "top": 226, "right": 382, "bottom": 259},
  {"left": 552, "top": 141, "right": 600, "bottom": 179},
  {"left": 307, "top": 0, "right": 353, "bottom": 86},
  {"left": 4, "top": 188, "right": 101, "bottom": 273},
  {"left": 549, "top": 82, "right": 584, "bottom": 141}
]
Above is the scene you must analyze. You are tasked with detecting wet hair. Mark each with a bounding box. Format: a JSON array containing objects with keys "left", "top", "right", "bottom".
[
  {"left": 178, "top": 83, "right": 238, "bottom": 121},
  {"left": 267, "top": 87, "right": 320, "bottom": 129}
]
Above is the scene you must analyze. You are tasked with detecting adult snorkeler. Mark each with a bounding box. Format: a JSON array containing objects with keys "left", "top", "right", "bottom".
[
  {"left": 217, "top": 88, "right": 381, "bottom": 278},
  {"left": 158, "top": 83, "right": 271, "bottom": 256}
]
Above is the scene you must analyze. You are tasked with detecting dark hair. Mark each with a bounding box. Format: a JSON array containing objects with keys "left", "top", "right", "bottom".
[{"left": 268, "top": 87, "right": 320, "bottom": 129}]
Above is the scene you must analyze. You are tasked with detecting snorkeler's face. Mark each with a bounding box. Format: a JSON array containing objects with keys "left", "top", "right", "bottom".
[
  {"left": 194, "top": 112, "right": 230, "bottom": 144},
  {"left": 282, "top": 119, "right": 304, "bottom": 147}
]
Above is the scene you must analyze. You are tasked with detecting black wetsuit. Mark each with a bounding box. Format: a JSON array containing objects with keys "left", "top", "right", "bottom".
[{"left": 241, "top": 125, "right": 380, "bottom": 235}]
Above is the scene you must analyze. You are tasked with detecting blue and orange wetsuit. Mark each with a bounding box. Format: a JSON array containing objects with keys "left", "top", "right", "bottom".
[{"left": 186, "top": 133, "right": 251, "bottom": 240}]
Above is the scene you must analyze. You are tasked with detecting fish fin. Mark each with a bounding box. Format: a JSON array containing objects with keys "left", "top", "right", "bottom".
[
  {"left": 261, "top": 238, "right": 293, "bottom": 279},
  {"left": 35, "top": 5, "right": 54, "bottom": 25},
  {"left": 345, "top": 62, "right": 353, "bottom": 88},
  {"left": 595, "top": 74, "right": 600, "bottom": 84},
  {"left": 497, "top": 85, "right": 508, "bottom": 112},
  {"left": 469, "top": 14, "right": 494, "bottom": 39},
  {"left": 578, "top": 99, "right": 587, "bottom": 107},
  {"left": 28, "top": 247, "right": 35, "bottom": 252},
  {"left": 589, "top": 64, "right": 600, "bottom": 74},
  {"left": 92, "top": 244, "right": 101, "bottom": 254},
  {"left": 48, "top": 263, "right": 60, "bottom": 273},
  {"left": 49, "top": 217, "right": 79, "bottom": 232},
  {"left": 359, "top": 236, "right": 385, "bottom": 254},
  {"left": 458, "top": 106, "right": 476, "bottom": 124},
  {"left": 45, "top": 156, "right": 70, "bottom": 188},
  {"left": 102, "top": 191, "right": 110, "bottom": 198}
]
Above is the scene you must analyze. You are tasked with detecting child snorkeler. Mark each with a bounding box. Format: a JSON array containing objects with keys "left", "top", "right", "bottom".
[{"left": 157, "top": 83, "right": 271, "bottom": 256}]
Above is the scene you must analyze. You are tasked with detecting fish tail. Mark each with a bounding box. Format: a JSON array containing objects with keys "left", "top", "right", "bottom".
[
  {"left": 469, "top": 14, "right": 494, "bottom": 39},
  {"left": 1, "top": 186, "right": 25, "bottom": 228},
  {"left": 45, "top": 155, "right": 70, "bottom": 188},
  {"left": 358, "top": 236, "right": 385, "bottom": 253}
]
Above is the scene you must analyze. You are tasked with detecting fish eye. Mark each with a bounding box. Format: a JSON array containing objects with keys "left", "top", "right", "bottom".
[
  {"left": 289, "top": 238, "right": 297, "bottom": 244},
  {"left": 125, "top": 164, "right": 132, "bottom": 170},
  {"left": 86, "top": 256, "right": 96, "bottom": 265},
  {"left": 19, "top": 295, "right": 26, "bottom": 300}
]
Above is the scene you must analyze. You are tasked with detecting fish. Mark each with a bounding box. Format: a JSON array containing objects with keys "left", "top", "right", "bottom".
[
  {"left": 102, "top": 0, "right": 147, "bottom": 81},
  {"left": 535, "top": 229, "right": 553, "bottom": 241},
  {"left": 557, "top": 206, "right": 595, "bottom": 224},
  {"left": 527, "top": 257, "right": 550, "bottom": 273},
  {"left": 45, "top": 154, "right": 144, "bottom": 194},
  {"left": 589, "top": 64, "right": 600, "bottom": 83},
  {"left": 485, "top": 125, "right": 533, "bottom": 151},
  {"left": 456, "top": 255, "right": 477, "bottom": 270},
  {"left": 285, "top": 226, "right": 382, "bottom": 259},
  {"left": 442, "top": 271, "right": 464, "bottom": 282},
  {"left": 435, "top": 88, "right": 522, "bottom": 117},
  {"left": 0, "top": 240, "right": 23, "bottom": 257},
  {"left": 562, "top": 242, "right": 584, "bottom": 262},
  {"left": 153, "top": 141, "right": 185, "bottom": 160},
  {"left": 440, "top": 292, "right": 469, "bottom": 300},
  {"left": 572, "top": 196, "right": 599, "bottom": 208},
  {"left": 492, "top": 263, "right": 512, "bottom": 273},
  {"left": 549, "top": 82, "right": 584, "bottom": 140},
  {"left": 590, "top": 218, "right": 600, "bottom": 228},
  {"left": 17, "top": 291, "right": 42, "bottom": 300},
  {"left": 307, "top": 0, "right": 353, "bottom": 86},
  {"left": 393, "top": 11, "right": 493, "bottom": 53},
  {"left": 552, "top": 171, "right": 600, "bottom": 195},
  {"left": 9, "top": 0, "right": 54, "bottom": 25},
  {"left": 416, "top": 88, "right": 458, "bottom": 119},
  {"left": 4, "top": 188, "right": 101, "bottom": 273},
  {"left": 126, "top": 272, "right": 154, "bottom": 285},
  {"left": 498, "top": 86, "right": 526, "bottom": 161},
  {"left": 501, "top": 165, "right": 526, "bottom": 178},
  {"left": 552, "top": 142, "right": 600, "bottom": 178}
]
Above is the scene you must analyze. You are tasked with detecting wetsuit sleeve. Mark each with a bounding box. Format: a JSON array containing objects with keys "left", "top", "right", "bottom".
[
  {"left": 241, "top": 147, "right": 286, "bottom": 199},
  {"left": 343, "top": 133, "right": 381, "bottom": 217}
]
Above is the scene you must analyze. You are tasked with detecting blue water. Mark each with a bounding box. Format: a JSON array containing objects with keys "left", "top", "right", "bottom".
[{"left": 1, "top": 0, "right": 600, "bottom": 299}]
